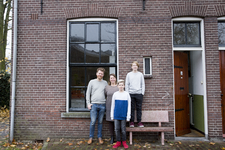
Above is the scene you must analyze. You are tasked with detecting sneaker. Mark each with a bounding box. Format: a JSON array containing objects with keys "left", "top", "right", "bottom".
[
  {"left": 129, "top": 122, "right": 134, "bottom": 127},
  {"left": 122, "top": 141, "right": 129, "bottom": 149},
  {"left": 138, "top": 122, "right": 144, "bottom": 127},
  {"left": 113, "top": 141, "right": 121, "bottom": 148}
]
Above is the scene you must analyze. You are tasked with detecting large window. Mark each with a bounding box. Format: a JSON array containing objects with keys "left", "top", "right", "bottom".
[
  {"left": 173, "top": 22, "right": 201, "bottom": 47},
  {"left": 68, "top": 19, "right": 117, "bottom": 112}
]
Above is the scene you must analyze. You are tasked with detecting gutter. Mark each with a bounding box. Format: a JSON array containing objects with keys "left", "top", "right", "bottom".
[{"left": 10, "top": 0, "right": 18, "bottom": 142}]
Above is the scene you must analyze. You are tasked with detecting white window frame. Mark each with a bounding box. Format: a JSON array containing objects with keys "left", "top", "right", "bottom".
[
  {"left": 143, "top": 57, "right": 152, "bottom": 76},
  {"left": 66, "top": 18, "right": 119, "bottom": 113}
]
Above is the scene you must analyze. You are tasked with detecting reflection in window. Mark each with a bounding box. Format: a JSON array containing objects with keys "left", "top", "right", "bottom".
[
  {"left": 173, "top": 22, "right": 200, "bottom": 46},
  {"left": 218, "top": 21, "right": 225, "bottom": 46},
  {"left": 144, "top": 57, "right": 152, "bottom": 75},
  {"left": 69, "top": 20, "right": 117, "bottom": 111}
]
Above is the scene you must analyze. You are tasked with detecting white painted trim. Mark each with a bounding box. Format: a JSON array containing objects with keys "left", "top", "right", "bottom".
[
  {"left": 66, "top": 18, "right": 118, "bottom": 112},
  {"left": 172, "top": 17, "right": 208, "bottom": 139},
  {"left": 143, "top": 57, "right": 152, "bottom": 75},
  {"left": 219, "top": 47, "right": 225, "bottom": 50}
]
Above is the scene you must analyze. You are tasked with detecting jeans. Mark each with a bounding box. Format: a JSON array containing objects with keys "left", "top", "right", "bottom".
[
  {"left": 89, "top": 104, "right": 106, "bottom": 138},
  {"left": 114, "top": 119, "right": 126, "bottom": 141},
  {"left": 130, "top": 94, "right": 143, "bottom": 122}
]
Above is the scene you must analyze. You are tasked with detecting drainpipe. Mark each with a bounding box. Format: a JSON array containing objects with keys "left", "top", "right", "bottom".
[{"left": 10, "top": 0, "right": 18, "bottom": 143}]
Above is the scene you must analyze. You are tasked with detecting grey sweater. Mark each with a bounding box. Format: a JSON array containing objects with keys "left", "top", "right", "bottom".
[
  {"left": 125, "top": 71, "right": 145, "bottom": 95},
  {"left": 86, "top": 79, "right": 107, "bottom": 106}
]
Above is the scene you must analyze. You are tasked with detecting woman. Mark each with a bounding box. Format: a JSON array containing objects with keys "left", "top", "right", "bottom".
[{"left": 105, "top": 73, "right": 119, "bottom": 144}]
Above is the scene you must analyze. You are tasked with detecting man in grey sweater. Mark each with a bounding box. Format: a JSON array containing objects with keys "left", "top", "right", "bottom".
[
  {"left": 125, "top": 61, "right": 145, "bottom": 128},
  {"left": 86, "top": 68, "right": 107, "bottom": 145}
]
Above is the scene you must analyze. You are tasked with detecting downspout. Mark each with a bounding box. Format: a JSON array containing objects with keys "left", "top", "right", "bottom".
[{"left": 10, "top": 0, "right": 18, "bottom": 142}]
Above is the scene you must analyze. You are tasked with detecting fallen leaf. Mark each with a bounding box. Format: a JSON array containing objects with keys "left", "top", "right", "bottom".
[
  {"left": 221, "top": 147, "right": 225, "bottom": 150},
  {"left": 170, "top": 143, "right": 174, "bottom": 146},
  {"left": 10, "top": 144, "right": 16, "bottom": 147},
  {"left": 178, "top": 141, "right": 182, "bottom": 144},
  {"left": 60, "top": 139, "right": 63, "bottom": 142},
  {"left": 189, "top": 144, "right": 195, "bottom": 147},
  {"left": 68, "top": 143, "right": 73, "bottom": 146},
  {"left": 46, "top": 137, "right": 50, "bottom": 142},
  {"left": 209, "top": 142, "right": 215, "bottom": 145},
  {"left": 21, "top": 147, "right": 26, "bottom": 150},
  {"left": 3, "top": 143, "right": 10, "bottom": 147}
]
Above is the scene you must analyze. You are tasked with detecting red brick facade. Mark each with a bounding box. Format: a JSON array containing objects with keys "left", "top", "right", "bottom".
[{"left": 12, "top": 0, "right": 225, "bottom": 140}]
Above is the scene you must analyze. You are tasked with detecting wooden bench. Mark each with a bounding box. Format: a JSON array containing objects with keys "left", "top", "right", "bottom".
[{"left": 126, "top": 111, "right": 173, "bottom": 145}]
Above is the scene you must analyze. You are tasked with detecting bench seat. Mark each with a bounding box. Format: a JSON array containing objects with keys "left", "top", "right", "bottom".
[{"left": 126, "top": 111, "right": 174, "bottom": 145}]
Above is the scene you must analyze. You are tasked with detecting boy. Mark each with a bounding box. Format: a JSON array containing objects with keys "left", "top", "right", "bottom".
[
  {"left": 111, "top": 80, "right": 131, "bottom": 149},
  {"left": 125, "top": 61, "right": 145, "bottom": 127}
]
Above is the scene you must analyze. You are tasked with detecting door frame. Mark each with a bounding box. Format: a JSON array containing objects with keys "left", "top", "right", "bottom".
[{"left": 172, "top": 17, "right": 208, "bottom": 139}]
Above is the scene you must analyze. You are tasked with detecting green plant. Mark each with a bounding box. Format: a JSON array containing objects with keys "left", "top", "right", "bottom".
[{"left": 0, "top": 70, "right": 10, "bottom": 108}]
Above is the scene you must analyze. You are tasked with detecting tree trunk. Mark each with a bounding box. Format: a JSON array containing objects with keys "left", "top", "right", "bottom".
[{"left": 0, "top": 0, "right": 11, "bottom": 71}]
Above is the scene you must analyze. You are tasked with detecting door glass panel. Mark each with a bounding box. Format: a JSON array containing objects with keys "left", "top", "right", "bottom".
[
  {"left": 101, "top": 44, "right": 115, "bottom": 63},
  {"left": 70, "top": 44, "right": 84, "bottom": 63},
  {"left": 87, "top": 24, "right": 99, "bottom": 41},
  {"left": 101, "top": 23, "right": 115, "bottom": 42},
  {"left": 187, "top": 23, "right": 200, "bottom": 45},
  {"left": 71, "top": 24, "right": 84, "bottom": 42},
  {"left": 174, "top": 23, "right": 185, "bottom": 45},
  {"left": 86, "top": 44, "right": 99, "bottom": 63}
]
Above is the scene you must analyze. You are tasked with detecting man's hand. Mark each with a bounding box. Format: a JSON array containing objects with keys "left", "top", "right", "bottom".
[{"left": 88, "top": 104, "right": 93, "bottom": 110}]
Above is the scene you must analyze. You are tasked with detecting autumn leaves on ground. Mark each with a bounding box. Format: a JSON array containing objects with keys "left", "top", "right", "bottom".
[{"left": 0, "top": 106, "right": 43, "bottom": 150}]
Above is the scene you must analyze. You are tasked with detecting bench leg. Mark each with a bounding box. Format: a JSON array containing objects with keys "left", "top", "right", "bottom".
[
  {"left": 161, "top": 132, "right": 164, "bottom": 145},
  {"left": 130, "top": 132, "right": 132, "bottom": 145}
]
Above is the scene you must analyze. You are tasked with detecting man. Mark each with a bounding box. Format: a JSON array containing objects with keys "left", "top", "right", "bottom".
[
  {"left": 125, "top": 61, "right": 145, "bottom": 128},
  {"left": 86, "top": 68, "right": 107, "bottom": 145}
]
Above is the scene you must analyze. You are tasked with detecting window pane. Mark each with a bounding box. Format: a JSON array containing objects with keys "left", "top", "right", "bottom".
[
  {"left": 87, "top": 24, "right": 99, "bottom": 41},
  {"left": 70, "top": 44, "right": 84, "bottom": 63},
  {"left": 71, "top": 88, "right": 85, "bottom": 108},
  {"left": 218, "top": 22, "right": 225, "bottom": 45},
  {"left": 145, "top": 58, "right": 150, "bottom": 74},
  {"left": 101, "top": 44, "right": 116, "bottom": 63},
  {"left": 70, "top": 67, "right": 85, "bottom": 86},
  {"left": 101, "top": 23, "right": 115, "bottom": 42},
  {"left": 71, "top": 24, "right": 84, "bottom": 42},
  {"left": 174, "top": 23, "right": 185, "bottom": 45},
  {"left": 86, "top": 44, "right": 99, "bottom": 63},
  {"left": 187, "top": 23, "right": 200, "bottom": 45}
]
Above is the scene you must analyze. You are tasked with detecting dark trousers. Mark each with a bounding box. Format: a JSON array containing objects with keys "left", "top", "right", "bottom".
[
  {"left": 108, "top": 121, "right": 114, "bottom": 136},
  {"left": 114, "top": 120, "right": 126, "bottom": 141},
  {"left": 130, "top": 94, "right": 143, "bottom": 123}
]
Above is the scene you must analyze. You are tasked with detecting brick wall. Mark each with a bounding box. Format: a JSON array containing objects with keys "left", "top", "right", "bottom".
[{"left": 11, "top": 0, "right": 225, "bottom": 140}]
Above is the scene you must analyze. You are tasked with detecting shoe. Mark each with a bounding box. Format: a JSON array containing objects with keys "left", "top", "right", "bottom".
[
  {"left": 129, "top": 122, "right": 134, "bottom": 127},
  {"left": 138, "top": 122, "right": 144, "bottom": 127},
  {"left": 87, "top": 138, "right": 92, "bottom": 144},
  {"left": 113, "top": 141, "right": 121, "bottom": 148},
  {"left": 110, "top": 136, "right": 114, "bottom": 144},
  {"left": 99, "top": 137, "right": 104, "bottom": 145},
  {"left": 122, "top": 141, "right": 129, "bottom": 149}
]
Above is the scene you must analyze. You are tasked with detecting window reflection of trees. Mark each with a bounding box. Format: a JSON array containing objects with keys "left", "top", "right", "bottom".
[
  {"left": 174, "top": 22, "right": 200, "bottom": 46},
  {"left": 218, "top": 22, "right": 225, "bottom": 45}
]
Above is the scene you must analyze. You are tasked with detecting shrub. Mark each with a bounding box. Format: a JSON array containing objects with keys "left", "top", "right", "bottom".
[{"left": 0, "top": 71, "right": 10, "bottom": 108}]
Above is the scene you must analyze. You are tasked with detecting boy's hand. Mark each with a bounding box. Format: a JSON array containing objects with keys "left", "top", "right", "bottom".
[{"left": 88, "top": 104, "right": 93, "bottom": 110}]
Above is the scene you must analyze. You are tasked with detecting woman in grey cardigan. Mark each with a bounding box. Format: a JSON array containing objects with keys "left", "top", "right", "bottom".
[{"left": 105, "top": 74, "right": 119, "bottom": 144}]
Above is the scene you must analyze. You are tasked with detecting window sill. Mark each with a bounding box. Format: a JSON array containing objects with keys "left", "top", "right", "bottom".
[
  {"left": 144, "top": 75, "right": 153, "bottom": 79},
  {"left": 61, "top": 112, "right": 90, "bottom": 118}
]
